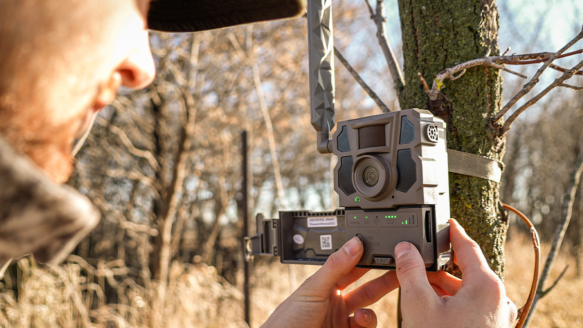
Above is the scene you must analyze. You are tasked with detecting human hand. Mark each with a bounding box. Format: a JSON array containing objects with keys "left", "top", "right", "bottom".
[
  {"left": 262, "top": 237, "right": 400, "bottom": 328},
  {"left": 394, "top": 219, "right": 518, "bottom": 328}
]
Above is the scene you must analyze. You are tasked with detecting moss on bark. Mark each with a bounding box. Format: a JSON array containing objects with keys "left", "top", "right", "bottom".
[{"left": 397, "top": 0, "right": 508, "bottom": 277}]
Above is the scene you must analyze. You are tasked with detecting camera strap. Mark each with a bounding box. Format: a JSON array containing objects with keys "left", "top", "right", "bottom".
[{"left": 447, "top": 149, "right": 504, "bottom": 183}]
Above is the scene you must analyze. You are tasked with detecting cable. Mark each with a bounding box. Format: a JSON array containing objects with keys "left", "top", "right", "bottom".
[{"left": 502, "top": 204, "right": 541, "bottom": 328}]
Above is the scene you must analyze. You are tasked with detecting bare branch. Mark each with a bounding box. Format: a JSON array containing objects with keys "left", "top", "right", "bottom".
[
  {"left": 364, "top": 0, "right": 405, "bottom": 97},
  {"left": 539, "top": 265, "right": 569, "bottom": 299},
  {"left": 363, "top": 0, "right": 374, "bottom": 16},
  {"left": 490, "top": 63, "right": 528, "bottom": 79},
  {"left": 450, "top": 69, "right": 467, "bottom": 81},
  {"left": 525, "top": 156, "right": 583, "bottom": 325},
  {"left": 120, "top": 221, "right": 159, "bottom": 236},
  {"left": 559, "top": 82, "right": 583, "bottom": 91},
  {"left": 501, "top": 58, "right": 583, "bottom": 135},
  {"left": 495, "top": 28, "right": 583, "bottom": 121},
  {"left": 551, "top": 64, "right": 583, "bottom": 76},
  {"left": 107, "top": 123, "right": 160, "bottom": 171},
  {"left": 334, "top": 46, "right": 391, "bottom": 112},
  {"left": 417, "top": 73, "right": 431, "bottom": 93},
  {"left": 432, "top": 56, "right": 527, "bottom": 97},
  {"left": 500, "top": 49, "right": 583, "bottom": 65}
]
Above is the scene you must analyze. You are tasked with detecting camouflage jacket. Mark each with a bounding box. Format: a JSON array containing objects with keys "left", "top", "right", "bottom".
[{"left": 0, "top": 134, "right": 100, "bottom": 277}]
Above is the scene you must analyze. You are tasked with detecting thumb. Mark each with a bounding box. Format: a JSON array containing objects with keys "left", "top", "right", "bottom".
[
  {"left": 394, "top": 242, "right": 436, "bottom": 305},
  {"left": 301, "top": 237, "right": 363, "bottom": 295}
]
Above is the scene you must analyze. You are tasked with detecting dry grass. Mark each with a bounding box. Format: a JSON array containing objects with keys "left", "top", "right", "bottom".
[
  {"left": 0, "top": 237, "right": 581, "bottom": 327},
  {"left": 0, "top": 258, "right": 246, "bottom": 328}
]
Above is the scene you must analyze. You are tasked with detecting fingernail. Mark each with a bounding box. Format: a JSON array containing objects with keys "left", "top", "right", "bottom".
[
  {"left": 362, "top": 309, "right": 372, "bottom": 323},
  {"left": 343, "top": 237, "right": 362, "bottom": 256},
  {"left": 395, "top": 242, "right": 411, "bottom": 259}
]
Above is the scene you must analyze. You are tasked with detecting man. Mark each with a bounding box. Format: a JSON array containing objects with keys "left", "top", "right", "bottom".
[{"left": 0, "top": 0, "right": 517, "bottom": 327}]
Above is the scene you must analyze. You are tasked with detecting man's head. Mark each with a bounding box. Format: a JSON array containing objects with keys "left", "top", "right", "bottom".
[
  {"left": 0, "top": 0, "right": 155, "bottom": 183},
  {"left": 0, "top": 0, "right": 305, "bottom": 183}
]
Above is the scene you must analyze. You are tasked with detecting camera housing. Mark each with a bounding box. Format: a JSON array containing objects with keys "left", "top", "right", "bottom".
[{"left": 246, "top": 109, "right": 453, "bottom": 271}]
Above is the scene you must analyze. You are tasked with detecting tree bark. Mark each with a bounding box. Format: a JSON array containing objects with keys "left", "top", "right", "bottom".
[{"left": 398, "top": 0, "right": 507, "bottom": 277}]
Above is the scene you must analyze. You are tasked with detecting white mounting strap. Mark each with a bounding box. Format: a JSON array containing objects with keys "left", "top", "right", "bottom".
[{"left": 447, "top": 149, "right": 504, "bottom": 183}]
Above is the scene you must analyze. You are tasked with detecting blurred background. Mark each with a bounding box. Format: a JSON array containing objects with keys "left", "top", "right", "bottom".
[{"left": 1, "top": 0, "right": 583, "bottom": 327}]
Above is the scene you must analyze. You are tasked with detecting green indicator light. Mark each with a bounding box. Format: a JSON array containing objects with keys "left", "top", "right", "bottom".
[
  {"left": 354, "top": 216, "right": 357, "bottom": 219},
  {"left": 401, "top": 222, "right": 403, "bottom": 225},
  {"left": 355, "top": 197, "right": 360, "bottom": 203},
  {"left": 406, "top": 220, "right": 409, "bottom": 225},
  {"left": 365, "top": 216, "right": 368, "bottom": 219}
]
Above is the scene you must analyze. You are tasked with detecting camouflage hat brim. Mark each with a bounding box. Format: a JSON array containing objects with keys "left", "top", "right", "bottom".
[{"left": 148, "top": 0, "right": 307, "bottom": 32}]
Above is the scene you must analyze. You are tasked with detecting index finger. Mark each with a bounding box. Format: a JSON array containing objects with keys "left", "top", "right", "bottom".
[
  {"left": 337, "top": 268, "right": 371, "bottom": 290},
  {"left": 449, "top": 219, "right": 494, "bottom": 283},
  {"left": 344, "top": 271, "right": 399, "bottom": 313}
]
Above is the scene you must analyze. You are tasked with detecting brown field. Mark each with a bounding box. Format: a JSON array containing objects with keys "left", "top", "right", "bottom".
[{"left": 1, "top": 235, "right": 581, "bottom": 328}]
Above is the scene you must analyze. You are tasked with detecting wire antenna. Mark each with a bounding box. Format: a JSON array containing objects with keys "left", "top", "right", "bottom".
[{"left": 308, "top": 0, "right": 335, "bottom": 154}]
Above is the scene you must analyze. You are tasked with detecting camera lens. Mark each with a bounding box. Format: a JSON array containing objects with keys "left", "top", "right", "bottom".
[
  {"left": 353, "top": 155, "right": 390, "bottom": 200},
  {"left": 363, "top": 166, "right": 379, "bottom": 187}
]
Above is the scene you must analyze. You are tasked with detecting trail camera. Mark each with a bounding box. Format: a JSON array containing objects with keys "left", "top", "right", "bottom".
[{"left": 245, "top": 0, "right": 452, "bottom": 271}]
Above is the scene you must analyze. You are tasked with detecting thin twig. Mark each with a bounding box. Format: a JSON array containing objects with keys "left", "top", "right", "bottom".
[
  {"left": 334, "top": 46, "right": 391, "bottom": 113},
  {"left": 500, "top": 49, "right": 583, "bottom": 65},
  {"left": 417, "top": 73, "right": 430, "bottom": 93},
  {"left": 550, "top": 64, "right": 583, "bottom": 76},
  {"left": 524, "top": 156, "right": 583, "bottom": 326},
  {"left": 107, "top": 124, "right": 160, "bottom": 171},
  {"left": 501, "top": 58, "right": 583, "bottom": 135},
  {"left": 495, "top": 28, "right": 583, "bottom": 121},
  {"left": 559, "top": 82, "right": 583, "bottom": 91},
  {"left": 364, "top": 0, "right": 405, "bottom": 97},
  {"left": 539, "top": 265, "right": 569, "bottom": 299}
]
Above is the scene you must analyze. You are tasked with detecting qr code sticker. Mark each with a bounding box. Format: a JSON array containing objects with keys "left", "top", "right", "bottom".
[{"left": 320, "top": 235, "right": 332, "bottom": 250}]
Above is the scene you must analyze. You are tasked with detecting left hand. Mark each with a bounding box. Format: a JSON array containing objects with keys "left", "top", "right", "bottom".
[{"left": 261, "top": 237, "right": 400, "bottom": 328}]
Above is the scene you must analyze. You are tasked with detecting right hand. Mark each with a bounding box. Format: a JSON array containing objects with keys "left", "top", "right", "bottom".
[
  {"left": 394, "top": 219, "right": 518, "bottom": 328},
  {"left": 262, "top": 237, "right": 400, "bottom": 328}
]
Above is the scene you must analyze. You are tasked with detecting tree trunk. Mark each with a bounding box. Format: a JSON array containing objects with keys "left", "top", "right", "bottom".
[{"left": 398, "top": 0, "right": 507, "bottom": 277}]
